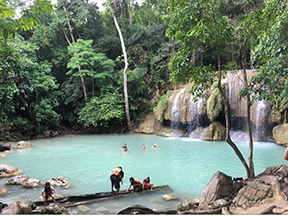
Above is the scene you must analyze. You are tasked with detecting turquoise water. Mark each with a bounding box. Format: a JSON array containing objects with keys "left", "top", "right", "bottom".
[{"left": 0, "top": 134, "right": 286, "bottom": 214}]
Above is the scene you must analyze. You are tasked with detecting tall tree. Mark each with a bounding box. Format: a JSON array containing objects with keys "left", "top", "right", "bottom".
[
  {"left": 165, "top": 0, "right": 256, "bottom": 178},
  {"left": 108, "top": 0, "right": 132, "bottom": 131}
]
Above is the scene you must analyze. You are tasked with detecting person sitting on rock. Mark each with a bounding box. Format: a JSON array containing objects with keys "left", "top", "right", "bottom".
[
  {"left": 143, "top": 176, "right": 153, "bottom": 191},
  {"left": 42, "top": 182, "right": 57, "bottom": 206},
  {"left": 126, "top": 177, "right": 142, "bottom": 193}
]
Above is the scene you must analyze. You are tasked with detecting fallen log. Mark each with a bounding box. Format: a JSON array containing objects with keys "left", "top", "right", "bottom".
[{"left": 33, "top": 185, "right": 172, "bottom": 210}]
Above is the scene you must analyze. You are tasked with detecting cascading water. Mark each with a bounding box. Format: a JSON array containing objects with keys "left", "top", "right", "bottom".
[
  {"left": 254, "top": 100, "right": 269, "bottom": 141},
  {"left": 187, "top": 95, "right": 205, "bottom": 133},
  {"left": 170, "top": 88, "right": 186, "bottom": 129},
  {"left": 166, "top": 70, "right": 273, "bottom": 141}
]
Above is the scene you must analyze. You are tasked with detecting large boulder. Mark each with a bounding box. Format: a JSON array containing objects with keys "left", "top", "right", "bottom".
[
  {"left": 154, "top": 124, "right": 185, "bottom": 137},
  {"left": 134, "top": 114, "right": 156, "bottom": 134},
  {"left": 1, "top": 200, "right": 36, "bottom": 214},
  {"left": 17, "top": 141, "right": 32, "bottom": 149},
  {"left": 231, "top": 165, "right": 288, "bottom": 210},
  {"left": 5, "top": 175, "right": 29, "bottom": 185},
  {"left": 0, "top": 144, "right": 11, "bottom": 152},
  {"left": 201, "top": 121, "right": 226, "bottom": 141},
  {"left": 23, "top": 178, "right": 43, "bottom": 188},
  {"left": 189, "top": 127, "right": 205, "bottom": 139},
  {"left": 199, "top": 171, "right": 233, "bottom": 208},
  {"left": 117, "top": 205, "right": 155, "bottom": 214},
  {"left": 47, "top": 176, "right": 70, "bottom": 188},
  {"left": 0, "top": 164, "right": 22, "bottom": 177},
  {"left": 177, "top": 198, "right": 199, "bottom": 212},
  {"left": 40, "top": 205, "right": 69, "bottom": 214},
  {"left": 272, "top": 124, "right": 288, "bottom": 146}
]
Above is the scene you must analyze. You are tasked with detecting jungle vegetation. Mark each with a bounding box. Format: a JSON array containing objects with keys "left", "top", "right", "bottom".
[{"left": 0, "top": 0, "right": 287, "bottom": 146}]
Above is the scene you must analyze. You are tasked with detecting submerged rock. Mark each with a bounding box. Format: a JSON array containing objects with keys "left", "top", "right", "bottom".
[
  {"left": 5, "top": 175, "right": 29, "bottom": 185},
  {"left": 0, "top": 188, "right": 6, "bottom": 195},
  {"left": 17, "top": 141, "right": 32, "bottom": 149},
  {"left": 23, "top": 178, "right": 43, "bottom": 188},
  {"left": 0, "top": 164, "right": 22, "bottom": 177},
  {"left": 77, "top": 205, "right": 90, "bottom": 212},
  {"left": 96, "top": 207, "right": 109, "bottom": 213},
  {"left": 47, "top": 176, "right": 70, "bottom": 188},
  {"left": 162, "top": 194, "right": 178, "bottom": 201}
]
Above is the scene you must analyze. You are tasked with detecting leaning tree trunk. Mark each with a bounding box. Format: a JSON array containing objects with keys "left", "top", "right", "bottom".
[
  {"left": 242, "top": 25, "right": 255, "bottom": 178},
  {"left": 209, "top": 0, "right": 251, "bottom": 178},
  {"left": 111, "top": 7, "right": 132, "bottom": 131}
]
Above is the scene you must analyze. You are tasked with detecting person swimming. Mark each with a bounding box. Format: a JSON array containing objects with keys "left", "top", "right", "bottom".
[
  {"left": 122, "top": 144, "right": 128, "bottom": 152},
  {"left": 141, "top": 144, "right": 148, "bottom": 150},
  {"left": 152, "top": 143, "right": 159, "bottom": 148}
]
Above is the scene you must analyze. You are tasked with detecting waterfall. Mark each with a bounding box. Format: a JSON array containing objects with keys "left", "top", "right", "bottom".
[
  {"left": 187, "top": 95, "right": 204, "bottom": 132},
  {"left": 162, "top": 70, "right": 274, "bottom": 141},
  {"left": 170, "top": 88, "right": 186, "bottom": 129}
]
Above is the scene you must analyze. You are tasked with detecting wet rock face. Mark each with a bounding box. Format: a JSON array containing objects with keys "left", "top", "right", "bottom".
[
  {"left": 47, "top": 176, "right": 70, "bottom": 188},
  {"left": 5, "top": 175, "right": 43, "bottom": 188},
  {"left": 1, "top": 200, "right": 36, "bottom": 214},
  {"left": 23, "top": 178, "right": 43, "bottom": 188},
  {"left": 177, "top": 199, "right": 199, "bottom": 212},
  {"left": 0, "top": 144, "right": 11, "bottom": 152},
  {"left": 0, "top": 164, "right": 22, "bottom": 177},
  {"left": 40, "top": 205, "right": 69, "bottom": 214},
  {"left": 201, "top": 121, "right": 226, "bottom": 141},
  {"left": 17, "top": 141, "right": 32, "bottom": 149},
  {"left": 5, "top": 175, "right": 29, "bottom": 185},
  {"left": 272, "top": 124, "right": 288, "bottom": 146}
]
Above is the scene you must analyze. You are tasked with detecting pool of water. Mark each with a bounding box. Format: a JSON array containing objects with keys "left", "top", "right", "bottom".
[{"left": 0, "top": 134, "right": 286, "bottom": 214}]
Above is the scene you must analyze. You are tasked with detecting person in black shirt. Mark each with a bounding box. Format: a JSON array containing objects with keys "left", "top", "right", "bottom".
[{"left": 110, "top": 166, "right": 124, "bottom": 197}]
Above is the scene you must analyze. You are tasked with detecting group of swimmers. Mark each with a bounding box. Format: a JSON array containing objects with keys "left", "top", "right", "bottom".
[
  {"left": 122, "top": 143, "right": 159, "bottom": 151},
  {"left": 110, "top": 166, "right": 153, "bottom": 197}
]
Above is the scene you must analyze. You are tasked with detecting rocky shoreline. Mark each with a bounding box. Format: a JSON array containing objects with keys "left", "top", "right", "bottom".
[{"left": 0, "top": 164, "right": 287, "bottom": 214}]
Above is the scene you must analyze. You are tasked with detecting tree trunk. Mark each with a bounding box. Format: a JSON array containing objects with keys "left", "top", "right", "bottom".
[
  {"left": 111, "top": 7, "right": 132, "bottom": 131},
  {"left": 62, "top": 2, "right": 87, "bottom": 103},
  {"left": 242, "top": 26, "right": 255, "bottom": 178},
  {"left": 209, "top": 0, "right": 251, "bottom": 178}
]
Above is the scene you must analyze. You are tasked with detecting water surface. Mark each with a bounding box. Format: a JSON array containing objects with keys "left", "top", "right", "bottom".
[{"left": 0, "top": 134, "right": 286, "bottom": 214}]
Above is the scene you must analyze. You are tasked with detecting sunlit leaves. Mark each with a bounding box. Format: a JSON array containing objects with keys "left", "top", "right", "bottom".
[{"left": 78, "top": 93, "right": 125, "bottom": 128}]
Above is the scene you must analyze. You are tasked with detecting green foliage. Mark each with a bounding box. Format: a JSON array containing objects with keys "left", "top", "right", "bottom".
[
  {"left": 165, "top": 0, "right": 233, "bottom": 98},
  {"left": 78, "top": 93, "right": 125, "bottom": 128},
  {"left": 239, "top": 0, "right": 288, "bottom": 108},
  {"left": 207, "top": 82, "right": 224, "bottom": 121},
  {"left": 155, "top": 93, "right": 167, "bottom": 122}
]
